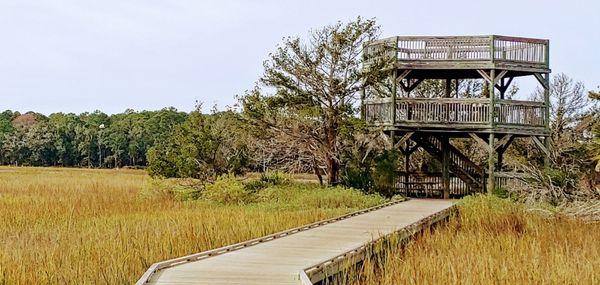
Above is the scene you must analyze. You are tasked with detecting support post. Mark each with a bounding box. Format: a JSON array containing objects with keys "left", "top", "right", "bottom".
[
  {"left": 543, "top": 73, "right": 551, "bottom": 166},
  {"left": 441, "top": 135, "right": 450, "bottom": 199},
  {"left": 360, "top": 86, "right": 366, "bottom": 120},
  {"left": 391, "top": 69, "right": 397, "bottom": 125},
  {"left": 455, "top": 79, "right": 459, "bottom": 98},
  {"left": 487, "top": 133, "right": 495, "bottom": 194},
  {"left": 499, "top": 78, "right": 505, "bottom": 99},
  {"left": 487, "top": 69, "right": 496, "bottom": 194},
  {"left": 405, "top": 140, "right": 411, "bottom": 196},
  {"left": 496, "top": 148, "right": 504, "bottom": 171}
]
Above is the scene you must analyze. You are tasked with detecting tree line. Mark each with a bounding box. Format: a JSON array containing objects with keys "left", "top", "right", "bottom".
[{"left": 0, "top": 108, "right": 187, "bottom": 168}]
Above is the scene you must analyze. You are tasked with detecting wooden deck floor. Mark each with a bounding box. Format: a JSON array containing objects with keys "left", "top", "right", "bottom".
[{"left": 139, "top": 199, "right": 455, "bottom": 285}]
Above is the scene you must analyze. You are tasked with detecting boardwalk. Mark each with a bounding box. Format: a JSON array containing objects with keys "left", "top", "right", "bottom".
[{"left": 138, "top": 199, "right": 455, "bottom": 285}]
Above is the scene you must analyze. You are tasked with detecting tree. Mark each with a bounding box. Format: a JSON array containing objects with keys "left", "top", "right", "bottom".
[
  {"left": 49, "top": 113, "right": 82, "bottom": 166},
  {"left": 147, "top": 107, "right": 249, "bottom": 180},
  {"left": 534, "top": 73, "right": 589, "bottom": 143},
  {"left": 588, "top": 89, "right": 600, "bottom": 172},
  {"left": 23, "top": 121, "right": 58, "bottom": 166},
  {"left": 241, "top": 17, "right": 381, "bottom": 185}
]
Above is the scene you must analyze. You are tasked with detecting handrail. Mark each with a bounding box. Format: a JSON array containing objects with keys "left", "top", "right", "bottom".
[
  {"left": 299, "top": 203, "right": 457, "bottom": 284},
  {"left": 496, "top": 99, "right": 545, "bottom": 107},
  {"left": 364, "top": 97, "right": 489, "bottom": 104},
  {"left": 364, "top": 98, "right": 547, "bottom": 128},
  {"left": 364, "top": 35, "right": 549, "bottom": 66},
  {"left": 135, "top": 198, "right": 409, "bottom": 285}
]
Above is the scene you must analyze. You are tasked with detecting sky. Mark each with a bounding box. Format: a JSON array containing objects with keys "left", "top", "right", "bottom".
[{"left": 0, "top": 0, "right": 598, "bottom": 115}]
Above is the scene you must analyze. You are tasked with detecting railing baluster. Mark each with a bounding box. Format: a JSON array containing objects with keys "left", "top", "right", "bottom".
[{"left": 364, "top": 98, "right": 545, "bottom": 128}]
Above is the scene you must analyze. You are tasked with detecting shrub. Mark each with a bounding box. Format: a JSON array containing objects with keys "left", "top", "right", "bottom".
[
  {"left": 202, "top": 175, "right": 253, "bottom": 204},
  {"left": 255, "top": 184, "right": 385, "bottom": 209},
  {"left": 244, "top": 171, "right": 290, "bottom": 192}
]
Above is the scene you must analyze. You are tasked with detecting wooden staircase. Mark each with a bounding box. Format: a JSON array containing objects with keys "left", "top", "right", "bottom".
[{"left": 411, "top": 134, "right": 485, "bottom": 193}]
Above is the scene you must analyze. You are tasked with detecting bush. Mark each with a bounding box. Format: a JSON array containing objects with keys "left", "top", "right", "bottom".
[
  {"left": 244, "top": 171, "right": 290, "bottom": 192},
  {"left": 198, "top": 173, "right": 386, "bottom": 209},
  {"left": 202, "top": 175, "right": 253, "bottom": 204},
  {"left": 255, "top": 184, "right": 385, "bottom": 209},
  {"left": 341, "top": 149, "right": 402, "bottom": 198}
]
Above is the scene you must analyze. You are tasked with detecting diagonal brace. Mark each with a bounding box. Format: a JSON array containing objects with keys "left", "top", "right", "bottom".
[
  {"left": 394, "top": 132, "right": 414, "bottom": 149},
  {"left": 469, "top": 133, "right": 491, "bottom": 152},
  {"left": 532, "top": 136, "right": 550, "bottom": 157}
]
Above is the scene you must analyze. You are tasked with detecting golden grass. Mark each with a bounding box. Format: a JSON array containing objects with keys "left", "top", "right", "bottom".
[
  {"left": 0, "top": 167, "right": 382, "bottom": 284},
  {"left": 336, "top": 195, "right": 600, "bottom": 285}
]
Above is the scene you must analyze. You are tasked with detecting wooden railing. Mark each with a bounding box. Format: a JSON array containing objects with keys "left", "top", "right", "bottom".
[
  {"left": 393, "top": 172, "right": 477, "bottom": 197},
  {"left": 364, "top": 98, "right": 547, "bottom": 128},
  {"left": 495, "top": 99, "right": 546, "bottom": 127},
  {"left": 493, "top": 36, "right": 548, "bottom": 64},
  {"left": 364, "top": 98, "right": 394, "bottom": 124},
  {"left": 301, "top": 204, "right": 457, "bottom": 284},
  {"left": 396, "top": 98, "right": 490, "bottom": 124},
  {"left": 495, "top": 171, "right": 529, "bottom": 190},
  {"left": 365, "top": 35, "right": 549, "bottom": 66}
]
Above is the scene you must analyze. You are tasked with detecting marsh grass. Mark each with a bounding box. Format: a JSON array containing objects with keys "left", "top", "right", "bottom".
[
  {"left": 332, "top": 195, "right": 600, "bottom": 285},
  {"left": 0, "top": 167, "right": 383, "bottom": 284}
]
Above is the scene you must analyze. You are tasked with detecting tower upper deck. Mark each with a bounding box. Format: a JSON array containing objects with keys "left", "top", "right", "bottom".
[{"left": 364, "top": 35, "right": 550, "bottom": 77}]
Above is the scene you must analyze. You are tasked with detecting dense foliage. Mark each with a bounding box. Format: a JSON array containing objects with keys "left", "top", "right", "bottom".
[
  {"left": 241, "top": 17, "right": 387, "bottom": 185},
  {"left": 0, "top": 108, "right": 186, "bottom": 167},
  {"left": 146, "top": 109, "right": 251, "bottom": 180}
]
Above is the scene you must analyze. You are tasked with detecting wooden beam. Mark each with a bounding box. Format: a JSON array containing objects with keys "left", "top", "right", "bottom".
[
  {"left": 391, "top": 69, "right": 397, "bottom": 125},
  {"left": 396, "top": 70, "right": 411, "bottom": 83},
  {"left": 477, "top": 69, "right": 507, "bottom": 85},
  {"left": 469, "top": 133, "right": 491, "bottom": 151},
  {"left": 494, "top": 134, "right": 513, "bottom": 151},
  {"left": 399, "top": 78, "right": 423, "bottom": 93},
  {"left": 360, "top": 86, "right": 366, "bottom": 120},
  {"left": 495, "top": 70, "right": 508, "bottom": 84},
  {"left": 532, "top": 136, "right": 550, "bottom": 157},
  {"left": 394, "top": 132, "right": 414, "bottom": 149},
  {"left": 487, "top": 133, "right": 495, "bottom": 194},
  {"left": 399, "top": 80, "right": 408, "bottom": 92},
  {"left": 441, "top": 135, "right": 450, "bottom": 199},
  {"left": 407, "top": 78, "right": 423, "bottom": 93},
  {"left": 495, "top": 76, "right": 514, "bottom": 99},
  {"left": 476, "top": 69, "right": 493, "bottom": 83},
  {"left": 455, "top": 79, "right": 459, "bottom": 98},
  {"left": 542, "top": 72, "right": 551, "bottom": 166},
  {"left": 534, "top": 73, "right": 549, "bottom": 89},
  {"left": 495, "top": 76, "right": 514, "bottom": 91},
  {"left": 406, "top": 144, "right": 419, "bottom": 155}
]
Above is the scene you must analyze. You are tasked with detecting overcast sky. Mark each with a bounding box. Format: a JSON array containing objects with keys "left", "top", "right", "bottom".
[{"left": 1, "top": 0, "right": 598, "bottom": 114}]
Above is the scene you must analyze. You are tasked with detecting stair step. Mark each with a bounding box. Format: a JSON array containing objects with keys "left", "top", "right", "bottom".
[{"left": 411, "top": 134, "right": 484, "bottom": 191}]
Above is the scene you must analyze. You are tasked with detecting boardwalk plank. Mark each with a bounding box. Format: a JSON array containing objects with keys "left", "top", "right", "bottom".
[{"left": 144, "top": 199, "right": 454, "bottom": 285}]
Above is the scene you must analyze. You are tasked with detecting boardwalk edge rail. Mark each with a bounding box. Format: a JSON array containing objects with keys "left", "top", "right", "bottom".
[
  {"left": 298, "top": 203, "right": 457, "bottom": 284},
  {"left": 135, "top": 198, "right": 409, "bottom": 284}
]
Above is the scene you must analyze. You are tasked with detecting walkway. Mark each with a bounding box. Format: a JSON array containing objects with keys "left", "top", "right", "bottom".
[{"left": 137, "top": 199, "right": 455, "bottom": 285}]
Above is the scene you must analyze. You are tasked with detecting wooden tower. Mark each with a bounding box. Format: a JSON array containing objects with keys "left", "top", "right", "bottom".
[{"left": 361, "top": 35, "right": 550, "bottom": 198}]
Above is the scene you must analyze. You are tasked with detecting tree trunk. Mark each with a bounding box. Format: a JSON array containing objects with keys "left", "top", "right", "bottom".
[
  {"left": 313, "top": 157, "right": 324, "bottom": 186},
  {"left": 324, "top": 122, "right": 339, "bottom": 186},
  {"left": 326, "top": 155, "right": 339, "bottom": 186}
]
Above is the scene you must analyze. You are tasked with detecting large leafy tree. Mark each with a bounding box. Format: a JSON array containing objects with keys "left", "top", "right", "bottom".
[
  {"left": 147, "top": 108, "right": 249, "bottom": 180},
  {"left": 242, "top": 17, "right": 382, "bottom": 185}
]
